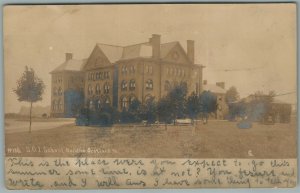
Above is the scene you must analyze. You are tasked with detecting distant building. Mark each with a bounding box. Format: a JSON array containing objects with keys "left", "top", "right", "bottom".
[
  {"left": 202, "top": 81, "right": 228, "bottom": 119},
  {"left": 243, "top": 94, "right": 292, "bottom": 123},
  {"left": 50, "top": 53, "right": 86, "bottom": 117},
  {"left": 50, "top": 34, "right": 204, "bottom": 117}
]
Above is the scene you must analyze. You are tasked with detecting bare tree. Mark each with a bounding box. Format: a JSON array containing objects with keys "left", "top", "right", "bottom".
[{"left": 13, "top": 66, "right": 45, "bottom": 133}]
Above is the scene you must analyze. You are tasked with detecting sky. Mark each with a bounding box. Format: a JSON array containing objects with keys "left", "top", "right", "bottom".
[{"left": 3, "top": 4, "right": 297, "bottom": 113}]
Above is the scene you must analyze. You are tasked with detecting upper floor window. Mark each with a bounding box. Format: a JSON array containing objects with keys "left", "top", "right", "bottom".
[
  {"left": 129, "top": 79, "right": 136, "bottom": 90},
  {"left": 122, "top": 65, "right": 127, "bottom": 74},
  {"left": 130, "top": 65, "right": 136, "bottom": 73},
  {"left": 145, "top": 79, "right": 153, "bottom": 90},
  {"left": 88, "top": 84, "right": 93, "bottom": 95},
  {"left": 121, "top": 80, "right": 127, "bottom": 91},
  {"left": 95, "top": 84, "right": 101, "bottom": 95},
  {"left": 104, "top": 83, "right": 110, "bottom": 94}
]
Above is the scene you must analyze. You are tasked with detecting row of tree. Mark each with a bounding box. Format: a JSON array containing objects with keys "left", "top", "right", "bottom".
[{"left": 76, "top": 83, "right": 218, "bottom": 126}]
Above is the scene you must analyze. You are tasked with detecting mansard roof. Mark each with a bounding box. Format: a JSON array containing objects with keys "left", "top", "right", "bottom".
[{"left": 95, "top": 41, "right": 184, "bottom": 62}]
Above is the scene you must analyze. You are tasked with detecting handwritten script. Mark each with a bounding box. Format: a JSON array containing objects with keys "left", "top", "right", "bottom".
[{"left": 5, "top": 157, "right": 296, "bottom": 189}]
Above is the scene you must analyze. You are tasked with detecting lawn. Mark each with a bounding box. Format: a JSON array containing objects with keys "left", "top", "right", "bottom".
[{"left": 5, "top": 118, "right": 297, "bottom": 158}]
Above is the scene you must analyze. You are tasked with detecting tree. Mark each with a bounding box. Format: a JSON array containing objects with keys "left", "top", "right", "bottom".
[
  {"left": 199, "top": 91, "right": 217, "bottom": 123},
  {"left": 167, "top": 82, "right": 188, "bottom": 124},
  {"left": 128, "top": 99, "right": 142, "bottom": 123},
  {"left": 157, "top": 97, "right": 173, "bottom": 124},
  {"left": 186, "top": 92, "right": 202, "bottom": 124},
  {"left": 13, "top": 66, "right": 45, "bottom": 133},
  {"left": 225, "top": 86, "right": 239, "bottom": 104},
  {"left": 140, "top": 96, "right": 157, "bottom": 124}
]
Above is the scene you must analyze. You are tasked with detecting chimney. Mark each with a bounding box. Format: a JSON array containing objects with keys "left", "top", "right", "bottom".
[
  {"left": 65, "top": 53, "right": 73, "bottom": 61},
  {"left": 150, "top": 34, "right": 161, "bottom": 59},
  {"left": 216, "top": 82, "right": 225, "bottom": 89},
  {"left": 203, "top": 80, "right": 207, "bottom": 85},
  {"left": 187, "top": 40, "right": 195, "bottom": 64}
]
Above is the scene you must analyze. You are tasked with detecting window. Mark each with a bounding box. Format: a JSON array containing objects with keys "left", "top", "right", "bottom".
[
  {"left": 130, "top": 65, "right": 136, "bottom": 73},
  {"left": 129, "top": 96, "right": 136, "bottom": 104},
  {"left": 121, "top": 80, "right": 127, "bottom": 91},
  {"left": 129, "top": 79, "right": 136, "bottom": 90},
  {"left": 183, "top": 70, "right": 185, "bottom": 77},
  {"left": 104, "top": 83, "right": 110, "bottom": 94},
  {"left": 145, "top": 95, "right": 153, "bottom": 103},
  {"left": 58, "top": 87, "right": 63, "bottom": 96},
  {"left": 104, "top": 97, "right": 110, "bottom": 104},
  {"left": 88, "top": 84, "right": 93, "bottom": 95},
  {"left": 121, "top": 96, "right": 127, "bottom": 109},
  {"left": 89, "top": 100, "right": 93, "bottom": 109},
  {"left": 58, "top": 99, "right": 63, "bottom": 110},
  {"left": 166, "top": 67, "right": 169, "bottom": 75},
  {"left": 97, "top": 99, "right": 101, "bottom": 109},
  {"left": 95, "top": 84, "right": 101, "bottom": 95},
  {"left": 146, "top": 79, "right": 153, "bottom": 90},
  {"left": 122, "top": 65, "right": 127, "bottom": 74},
  {"left": 99, "top": 72, "right": 103, "bottom": 80},
  {"left": 164, "top": 81, "right": 171, "bottom": 91}
]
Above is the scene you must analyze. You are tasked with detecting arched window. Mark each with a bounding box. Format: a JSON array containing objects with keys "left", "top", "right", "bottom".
[
  {"left": 146, "top": 79, "right": 153, "bottom": 90},
  {"left": 130, "top": 65, "right": 136, "bottom": 73},
  {"left": 129, "top": 95, "right": 136, "bottom": 104},
  {"left": 121, "top": 96, "right": 127, "bottom": 109},
  {"left": 89, "top": 100, "right": 93, "bottom": 109},
  {"left": 121, "top": 80, "right": 127, "bottom": 91},
  {"left": 53, "top": 87, "right": 57, "bottom": 96},
  {"left": 122, "top": 65, "right": 127, "bottom": 74},
  {"left": 97, "top": 99, "right": 101, "bottom": 109},
  {"left": 88, "top": 84, "right": 93, "bottom": 95},
  {"left": 95, "top": 84, "right": 101, "bottom": 95},
  {"left": 164, "top": 81, "right": 171, "bottom": 91},
  {"left": 104, "top": 83, "right": 110, "bottom": 94},
  {"left": 58, "top": 87, "right": 63, "bottom": 96},
  {"left": 129, "top": 79, "right": 136, "bottom": 90},
  {"left": 145, "top": 95, "right": 153, "bottom": 103},
  {"left": 104, "top": 96, "right": 110, "bottom": 104}
]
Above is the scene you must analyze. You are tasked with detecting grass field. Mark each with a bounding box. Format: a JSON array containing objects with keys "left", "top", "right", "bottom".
[{"left": 5, "top": 117, "right": 297, "bottom": 158}]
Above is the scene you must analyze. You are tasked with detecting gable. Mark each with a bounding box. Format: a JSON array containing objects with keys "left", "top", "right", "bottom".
[
  {"left": 162, "top": 43, "right": 191, "bottom": 64},
  {"left": 83, "top": 45, "right": 112, "bottom": 71}
]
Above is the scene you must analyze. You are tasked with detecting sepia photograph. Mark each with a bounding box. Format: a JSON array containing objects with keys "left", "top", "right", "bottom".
[{"left": 3, "top": 3, "right": 297, "bottom": 189}]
